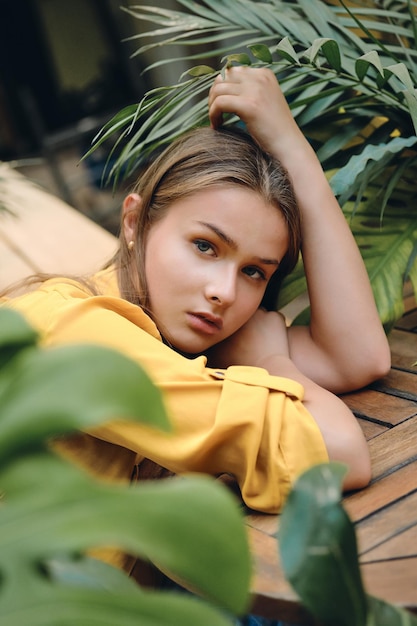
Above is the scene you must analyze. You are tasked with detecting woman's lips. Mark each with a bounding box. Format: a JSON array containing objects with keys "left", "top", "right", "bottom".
[{"left": 186, "top": 312, "right": 223, "bottom": 335}]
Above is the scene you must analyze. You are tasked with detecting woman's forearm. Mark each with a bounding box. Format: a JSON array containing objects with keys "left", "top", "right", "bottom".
[{"left": 275, "top": 134, "right": 391, "bottom": 392}]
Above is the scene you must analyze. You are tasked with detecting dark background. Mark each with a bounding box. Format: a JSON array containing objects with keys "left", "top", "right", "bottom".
[{"left": 0, "top": 0, "right": 150, "bottom": 160}]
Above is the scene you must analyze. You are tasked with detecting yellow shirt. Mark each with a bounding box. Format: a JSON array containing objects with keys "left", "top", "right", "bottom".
[{"left": 4, "top": 266, "right": 328, "bottom": 514}]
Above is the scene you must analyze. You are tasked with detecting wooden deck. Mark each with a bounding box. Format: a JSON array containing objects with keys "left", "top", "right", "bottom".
[
  {"left": 2, "top": 161, "right": 417, "bottom": 622},
  {"left": 0, "top": 162, "right": 116, "bottom": 291}
]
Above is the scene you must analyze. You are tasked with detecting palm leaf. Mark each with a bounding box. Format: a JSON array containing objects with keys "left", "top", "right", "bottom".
[
  {"left": 95, "top": 1, "right": 417, "bottom": 174},
  {"left": 330, "top": 136, "right": 417, "bottom": 204},
  {"left": 282, "top": 168, "right": 417, "bottom": 330},
  {"left": 349, "top": 203, "right": 417, "bottom": 330}
]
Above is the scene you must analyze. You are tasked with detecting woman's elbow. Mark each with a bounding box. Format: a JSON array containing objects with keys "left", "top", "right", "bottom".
[
  {"left": 324, "top": 409, "right": 372, "bottom": 492},
  {"left": 342, "top": 339, "right": 391, "bottom": 392},
  {"left": 338, "top": 427, "right": 372, "bottom": 492},
  {"left": 361, "top": 339, "right": 391, "bottom": 386},
  {"left": 343, "top": 452, "right": 372, "bottom": 492}
]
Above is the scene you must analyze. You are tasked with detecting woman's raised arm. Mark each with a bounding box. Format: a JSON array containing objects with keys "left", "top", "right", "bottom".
[{"left": 209, "top": 66, "right": 391, "bottom": 393}]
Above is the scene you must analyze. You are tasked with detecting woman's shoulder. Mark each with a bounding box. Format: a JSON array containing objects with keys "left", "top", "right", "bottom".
[{"left": 2, "top": 265, "right": 160, "bottom": 344}]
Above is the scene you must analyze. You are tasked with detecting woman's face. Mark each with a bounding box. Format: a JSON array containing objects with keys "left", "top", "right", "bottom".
[{"left": 144, "top": 186, "right": 289, "bottom": 354}]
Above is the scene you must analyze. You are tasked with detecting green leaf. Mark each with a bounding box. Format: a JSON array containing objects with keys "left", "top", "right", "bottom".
[
  {"left": 348, "top": 205, "right": 417, "bottom": 330},
  {"left": 384, "top": 63, "right": 415, "bottom": 91},
  {"left": 1, "top": 454, "right": 251, "bottom": 615},
  {"left": 0, "top": 331, "right": 169, "bottom": 468},
  {"left": 279, "top": 463, "right": 368, "bottom": 626},
  {"left": 321, "top": 38, "right": 342, "bottom": 72},
  {"left": 248, "top": 44, "right": 272, "bottom": 64},
  {"left": 274, "top": 37, "right": 299, "bottom": 64},
  {"left": 0, "top": 581, "right": 235, "bottom": 626},
  {"left": 355, "top": 51, "right": 385, "bottom": 81},
  {"left": 403, "top": 90, "right": 417, "bottom": 135},
  {"left": 45, "top": 555, "right": 141, "bottom": 591},
  {"left": 278, "top": 257, "right": 307, "bottom": 310},
  {"left": 330, "top": 137, "right": 417, "bottom": 197},
  {"left": 0, "top": 308, "right": 38, "bottom": 368},
  {"left": 0, "top": 308, "right": 38, "bottom": 351},
  {"left": 327, "top": 154, "right": 417, "bottom": 329},
  {"left": 316, "top": 116, "right": 371, "bottom": 163},
  {"left": 185, "top": 65, "right": 216, "bottom": 77},
  {"left": 305, "top": 38, "right": 341, "bottom": 72},
  {"left": 0, "top": 311, "right": 250, "bottom": 623},
  {"left": 367, "top": 595, "right": 417, "bottom": 626},
  {"left": 222, "top": 53, "right": 252, "bottom": 68},
  {"left": 408, "top": 246, "right": 417, "bottom": 298}
]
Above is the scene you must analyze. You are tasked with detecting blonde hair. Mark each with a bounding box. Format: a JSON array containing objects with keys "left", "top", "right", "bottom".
[{"left": 116, "top": 126, "right": 301, "bottom": 311}]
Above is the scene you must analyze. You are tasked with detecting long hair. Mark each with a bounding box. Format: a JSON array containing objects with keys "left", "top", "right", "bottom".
[{"left": 116, "top": 126, "right": 301, "bottom": 311}]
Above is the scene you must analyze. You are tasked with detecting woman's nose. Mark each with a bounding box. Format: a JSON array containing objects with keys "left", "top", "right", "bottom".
[{"left": 205, "top": 267, "right": 237, "bottom": 306}]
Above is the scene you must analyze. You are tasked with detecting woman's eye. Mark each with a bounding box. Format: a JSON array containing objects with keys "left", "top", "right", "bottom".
[
  {"left": 243, "top": 266, "right": 266, "bottom": 281},
  {"left": 194, "top": 239, "right": 215, "bottom": 255}
]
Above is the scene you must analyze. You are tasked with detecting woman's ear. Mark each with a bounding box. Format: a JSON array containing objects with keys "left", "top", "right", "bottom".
[{"left": 122, "top": 193, "right": 142, "bottom": 245}]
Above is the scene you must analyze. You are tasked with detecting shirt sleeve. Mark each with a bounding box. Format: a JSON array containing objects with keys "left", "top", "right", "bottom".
[{"left": 13, "top": 291, "right": 329, "bottom": 513}]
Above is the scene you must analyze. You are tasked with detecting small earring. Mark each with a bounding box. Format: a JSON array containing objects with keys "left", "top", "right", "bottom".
[{"left": 127, "top": 240, "right": 135, "bottom": 251}]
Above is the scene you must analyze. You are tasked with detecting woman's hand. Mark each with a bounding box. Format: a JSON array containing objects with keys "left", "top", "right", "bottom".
[
  {"left": 206, "top": 309, "right": 290, "bottom": 370},
  {"left": 208, "top": 66, "right": 304, "bottom": 159}
]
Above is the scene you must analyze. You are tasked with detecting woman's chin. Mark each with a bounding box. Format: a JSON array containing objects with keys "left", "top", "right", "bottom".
[{"left": 162, "top": 333, "right": 216, "bottom": 358}]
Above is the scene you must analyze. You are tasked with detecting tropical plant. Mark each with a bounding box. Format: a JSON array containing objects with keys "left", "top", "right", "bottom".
[
  {"left": 0, "top": 307, "right": 251, "bottom": 625},
  {"left": 280, "top": 462, "right": 417, "bottom": 625},
  {"left": 87, "top": 0, "right": 417, "bottom": 329}
]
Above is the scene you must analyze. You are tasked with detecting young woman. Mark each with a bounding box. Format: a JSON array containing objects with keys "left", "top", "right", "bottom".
[{"left": 3, "top": 68, "right": 389, "bottom": 532}]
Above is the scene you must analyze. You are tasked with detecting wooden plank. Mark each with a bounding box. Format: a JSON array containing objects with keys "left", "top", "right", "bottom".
[
  {"left": 361, "top": 557, "right": 417, "bottom": 612},
  {"left": 362, "top": 523, "right": 417, "bottom": 561},
  {"left": 355, "top": 491, "right": 417, "bottom": 555},
  {"left": 247, "top": 527, "right": 293, "bottom": 599},
  {"left": 0, "top": 163, "right": 117, "bottom": 290},
  {"left": 371, "top": 369, "right": 417, "bottom": 400},
  {"left": 396, "top": 308, "right": 417, "bottom": 331},
  {"left": 341, "top": 389, "right": 416, "bottom": 426},
  {"left": 356, "top": 417, "right": 387, "bottom": 440},
  {"left": 403, "top": 296, "right": 417, "bottom": 316},
  {"left": 0, "top": 232, "right": 36, "bottom": 289},
  {"left": 388, "top": 329, "right": 417, "bottom": 371},
  {"left": 368, "top": 417, "right": 417, "bottom": 480},
  {"left": 247, "top": 526, "right": 315, "bottom": 624},
  {"left": 402, "top": 281, "right": 417, "bottom": 317},
  {"left": 246, "top": 513, "right": 279, "bottom": 538},
  {"left": 343, "top": 459, "right": 417, "bottom": 522}
]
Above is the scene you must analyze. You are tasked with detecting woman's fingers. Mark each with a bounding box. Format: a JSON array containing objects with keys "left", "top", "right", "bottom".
[{"left": 208, "top": 71, "right": 245, "bottom": 128}]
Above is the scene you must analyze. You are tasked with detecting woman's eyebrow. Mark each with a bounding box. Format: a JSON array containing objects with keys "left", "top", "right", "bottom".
[
  {"left": 257, "top": 257, "right": 280, "bottom": 267},
  {"left": 197, "top": 221, "right": 237, "bottom": 249},
  {"left": 197, "top": 221, "right": 280, "bottom": 266}
]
